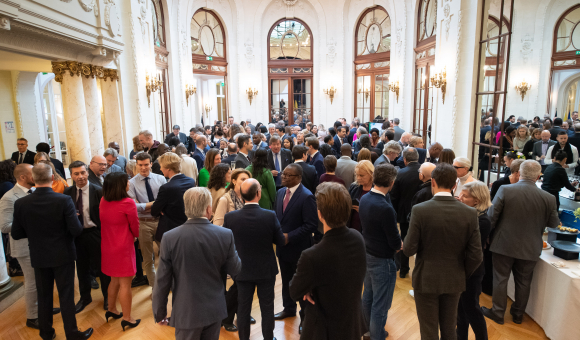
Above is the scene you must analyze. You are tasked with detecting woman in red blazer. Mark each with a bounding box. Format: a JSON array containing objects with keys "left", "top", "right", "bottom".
[{"left": 100, "top": 172, "right": 141, "bottom": 331}]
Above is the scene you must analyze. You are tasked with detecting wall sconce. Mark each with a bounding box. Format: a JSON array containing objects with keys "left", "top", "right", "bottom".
[
  {"left": 358, "top": 88, "right": 370, "bottom": 103},
  {"left": 204, "top": 104, "right": 212, "bottom": 114},
  {"left": 246, "top": 88, "right": 258, "bottom": 105},
  {"left": 430, "top": 67, "right": 447, "bottom": 104},
  {"left": 515, "top": 80, "right": 531, "bottom": 101},
  {"left": 145, "top": 72, "right": 163, "bottom": 107},
  {"left": 389, "top": 80, "right": 400, "bottom": 103},
  {"left": 185, "top": 85, "right": 197, "bottom": 106},
  {"left": 323, "top": 86, "right": 337, "bottom": 104}
]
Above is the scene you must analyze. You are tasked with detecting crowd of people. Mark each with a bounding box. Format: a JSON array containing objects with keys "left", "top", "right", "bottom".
[{"left": 0, "top": 114, "right": 563, "bottom": 340}]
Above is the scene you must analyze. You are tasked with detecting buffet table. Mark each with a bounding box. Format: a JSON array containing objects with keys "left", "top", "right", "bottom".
[{"left": 507, "top": 247, "right": 580, "bottom": 340}]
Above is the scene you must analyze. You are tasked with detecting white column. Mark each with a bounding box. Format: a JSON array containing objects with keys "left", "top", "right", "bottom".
[
  {"left": 82, "top": 76, "right": 105, "bottom": 157},
  {"left": 101, "top": 70, "right": 125, "bottom": 155}
]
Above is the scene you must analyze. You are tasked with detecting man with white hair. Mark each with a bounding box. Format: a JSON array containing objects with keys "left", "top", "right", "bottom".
[
  {"left": 453, "top": 157, "right": 475, "bottom": 197},
  {"left": 374, "top": 141, "right": 402, "bottom": 167},
  {"left": 483, "top": 160, "right": 560, "bottom": 325},
  {"left": 103, "top": 148, "right": 123, "bottom": 174},
  {"left": 153, "top": 187, "right": 241, "bottom": 340}
]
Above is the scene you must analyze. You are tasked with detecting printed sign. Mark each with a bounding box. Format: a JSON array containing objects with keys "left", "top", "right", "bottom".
[{"left": 4, "top": 121, "right": 15, "bottom": 133}]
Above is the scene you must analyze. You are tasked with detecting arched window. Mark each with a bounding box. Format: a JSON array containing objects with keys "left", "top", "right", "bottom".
[
  {"left": 354, "top": 6, "right": 391, "bottom": 123},
  {"left": 152, "top": 0, "right": 171, "bottom": 137},
  {"left": 413, "top": 0, "right": 437, "bottom": 144},
  {"left": 268, "top": 19, "right": 313, "bottom": 126},
  {"left": 555, "top": 6, "right": 580, "bottom": 54},
  {"left": 191, "top": 9, "right": 228, "bottom": 123}
]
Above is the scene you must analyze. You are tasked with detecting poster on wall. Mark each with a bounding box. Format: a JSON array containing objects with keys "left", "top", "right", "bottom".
[{"left": 4, "top": 121, "right": 15, "bottom": 133}]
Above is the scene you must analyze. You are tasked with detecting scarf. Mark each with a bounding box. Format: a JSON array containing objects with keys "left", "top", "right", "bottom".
[
  {"left": 230, "top": 190, "right": 244, "bottom": 211},
  {"left": 549, "top": 142, "right": 573, "bottom": 163}
]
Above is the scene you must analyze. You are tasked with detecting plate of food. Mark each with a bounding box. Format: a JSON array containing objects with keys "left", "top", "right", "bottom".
[
  {"left": 543, "top": 241, "right": 552, "bottom": 250},
  {"left": 548, "top": 225, "right": 579, "bottom": 234}
]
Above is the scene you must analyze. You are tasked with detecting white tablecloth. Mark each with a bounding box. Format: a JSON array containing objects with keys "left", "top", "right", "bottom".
[{"left": 507, "top": 248, "right": 580, "bottom": 340}]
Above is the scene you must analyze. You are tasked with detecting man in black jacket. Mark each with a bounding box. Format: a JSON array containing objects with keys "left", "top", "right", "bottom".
[
  {"left": 292, "top": 146, "right": 318, "bottom": 193},
  {"left": 12, "top": 138, "right": 36, "bottom": 165},
  {"left": 224, "top": 179, "right": 286, "bottom": 340},
  {"left": 290, "top": 182, "right": 366, "bottom": 340},
  {"left": 64, "top": 161, "right": 111, "bottom": 313},
  {"left": 88, "top": 156, "right": 107, "bottom": 188},
  {"left": 541, "top": 150, "right": 579, "bottom": 210},
  {"left": 164, "top": 125, "right": 189, "bottom": 149},
  {"left": 11, "top": 163, "right": 93, "bottom": 340},
  {"left": 410, "top": 162, "right": 436, "bottom": 208},
  {"left": 390, "top": 148, "right": 422, "bottom": 278},
  {"left": 549, "top": 118, "right": 567, "bottom": 141},
  {"left": 221, "top": 143, "right": 238, "bottom": 167}
]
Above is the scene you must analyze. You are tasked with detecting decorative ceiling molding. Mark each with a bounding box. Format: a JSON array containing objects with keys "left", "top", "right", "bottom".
[
  {"left": 78, "top": 0, "right": 98, "bottom": 15},
  {"left": 0, "top": 16, "right": 10, "bottom": 30}
]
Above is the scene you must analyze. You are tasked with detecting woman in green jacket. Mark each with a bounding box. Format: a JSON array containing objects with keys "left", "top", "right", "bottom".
[
  {"left": 246, "top": 148, "right": 276, "bottom": 209},
  {"left": 198, "top": 148, "right": 221, "bottom": 187}
]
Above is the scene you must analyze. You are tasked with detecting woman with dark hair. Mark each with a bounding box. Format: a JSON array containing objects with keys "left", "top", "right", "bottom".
[
  {"left": 207, "top": 163, "right": 232, "bottom": 216},
  {"left": 198, "top": 148, "right": 221, "bottom": 187},
  {"left": 100, "top": 172, "right": 140, "bottom": 330},
  {"left": 246, "top": 148, "right": 276, "bottom": 209},
  {"left": 439, "top": 149, "right": 456, "bottom": 165},
  {"left": 523, "top": 128, "right": 541, "bottom": 159},
  {"left": 500, "top": 126, "right": 516, "bottom": 154},
  {"left": 283, "top": 137, "right": 295, "bottom": 152},
  {"left": 0, "top": 159, "right": 16, "bottom": 199},
  {"left": 319, "top": 143, "right": 333, "bottom": 158},
  {"left": 130, "top": 135, "right": 144, "bottom": 160},
  {"left": 355, "top": 135, "right": 380, "bottom": 160},
  {"left": 168, "top": 136, "right": 181, "bottom": 150},
  {"left": 370, "top": 128, "right": 381, "bottom": 148}
]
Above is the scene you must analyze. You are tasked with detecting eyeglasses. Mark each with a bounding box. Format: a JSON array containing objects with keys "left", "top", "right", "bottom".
[
  {"left": 92, "top": 162, "right": 107, "bottom": 167},
  {"left": 453, "top": 166, "right": 467, "bottom": 169},
  {"left": 281, "top": 173, "right": 299, "bottom": 177}
]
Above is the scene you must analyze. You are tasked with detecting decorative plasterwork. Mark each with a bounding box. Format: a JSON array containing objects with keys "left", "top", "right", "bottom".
[
  {"left": 244, "top": 40, "right": 254, "bottom": 68},
  {"left": 520, "top": 33, "right": 533, "bottom": 64},
  {"left": 79, "top": 0, "right": 98, "bottom": 15},
  {"left": 180, "top": 29, "right": 188, "bottom": 56},
  {"left": 102, "top": 69, "right": 118, "bottom": 81},
  {"left": 327, "top": 37, "right": 337, "bottom": 67},
  {"left": 454, "top": 11, "right": 462, "bottom": 83},
  {"left": 0, "top": 17, "right": 10, "bottom": 31},
  {"left": 10, "top": 72, "right": 24, "bottom": 138},
  {"left": 81, "top": 64, "right": 105, "bottom": 78},
  {"left": 395, "top": 27, "right": 402, "bottom": 58},
  {"left": 443, "top": 4, "right": 453, "bottom": 41},
  {"left": 129, "top": 15, "right": 143, "bottom": 130},
  {"left": 104, "top": 0, "right": 121, "bottom": 37},
  {"left": 138, "top": 5, "right": 147, "bottom": 44}
]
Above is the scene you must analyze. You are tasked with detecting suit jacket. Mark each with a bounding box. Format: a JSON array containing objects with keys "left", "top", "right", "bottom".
[
  {"left": 151, "top": 174, "right": 197, "bottom": 242},
  {"left": 309, "top": 151, "right": 325, "bottom": 181},
  {"left": 403, "top": 195, "right": 482, "bottom": 294},
  {"left": 0, "top": 185, "right": 32, "bottom": 257},
  {"left": 549, "top": 126, "right": 566, "bottom": 141},
  {"left": 488, "top": 181, "right": 560, "bottom": 261},
  {"left": 490, "top": 174, "right": 511, "bottom": 201},
  {"left": 11, "top": 150, "right": 36, "bottom": 165},
  {"left": 568, "top": 132, "right": 580, "bottom": 152},
  {"left": 274, "top": 184, "right": 318, "bottom": 263},
  {"left": 234, "top": 153, "right": 251, "bottom": 169},
  {"left": 531, "top": 140, "right": 556, "bottom": 162},
  {"left": 88, "top": 168, "right": 103, "bottom": 188},
  {"left": 267, "top": 148, "right": 293, "bottom": 173},
  {"left": 296, "top": 161, "right": 318, "bottom": 193},
  {"left": 221, "top": 153, "right": 237, "bottom": 167},
  {"left": 332, "top": 135, "right": 346, "bottom": 156},
  {"left": 390, "top": 162, "right": 422, "bottom": 223},
  {"left": 63, "top": 183, "right": 103, "bottom": 229},
  {"left": 11, "top": 187, "right": 83, "bottom": 268},
  {"left": 224, "top": 204, "right": 285, "bottom": 281},
  {"left": 152, "top": 218, "right": 241, "bottom": 329},
  {"left": 290, "top": 227, "right": 367, "bottom": 340},
  {"left": 393, "top": 126, "right": 405, "bottom": 141},
  {"left": 192, "top": 148, "right": 206, "bottom": 171},
  {"left": 336, "top": 156, "right": 357, "bottom": 188},
  {"left": 164, "top": 132, "right": 189, "bottom": 148},
  {"left": 114, "top": 155, "right": 127, "bottom": 173},
  {"left": 347, "top": 128, "right": 357, "bottom": 145},
  {"left": 106, "top": 164, "right": 123, "bottom": 174},
  {"left": 396, "top": 148, "right": 427, "bottom": 168}
]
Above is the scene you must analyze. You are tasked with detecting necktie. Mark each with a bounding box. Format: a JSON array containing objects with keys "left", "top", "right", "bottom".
[
  {"left": 274, "top": 153, "right": 281, "bottom": 186},
  {"left": 283, "top": 188, "right": 292, "bottom": 213},
  {"left": 18, "top": 153, "right": 23, "bottom": 164},
  {"left": 144, "top": 177, "right": 155, "bottom": 202},
  {"left": 76, "top": 189, "right": 84, "bottom": 226},
  {"left": 27, "top": 189, "right": 32, "bottom": 194}
]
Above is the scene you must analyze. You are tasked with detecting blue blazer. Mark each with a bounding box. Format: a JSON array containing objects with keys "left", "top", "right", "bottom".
[
  {"left": 332, "top": 135, "right": 345, "bottom": 156},
  {"left": 309, "top": 152, "right": 325, "bottom": 181},
  {"left": 396, "top": 148, "right": 427, "bottom": 168},
  {"left": 274, "top": 184, "right": 318, "bottom": 263},
  {"left": 192, "top": 148, "right": 205, "bottom": 171},
  {"left": 224, "top": 204, "right": 285, "bottom": 281},
  {"left": 152, "top": 174, "right": 197, "bottom": 242}
]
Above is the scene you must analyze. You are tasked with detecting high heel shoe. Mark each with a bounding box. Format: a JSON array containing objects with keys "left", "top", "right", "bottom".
[
  {"left": 121, "top": 319, "right": 141, "bottom": 331},
  {"left": 105, "top": 311, "right": 123, "bottom": 322}
]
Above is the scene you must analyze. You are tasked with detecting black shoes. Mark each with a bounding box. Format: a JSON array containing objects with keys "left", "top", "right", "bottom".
[
  {"left": 53, "top": 308, "right": 61, "bottom": 315},
  {"left": 273, "top": 311, "right": 296, "bottom": 320},
  {"left": 131, "top": 276, "right": 149, "bottom": 288},
  {"left": 105, "top": 311, "right": 123, "bottom": 322},
  {"left": 481, "top": 306, "right": 504, "bottom": 325},
  {"left": 75, "top": 299, "right": 92, "bottom": 314},
  {"left": 8, "top": 267, "right": 23, "bottom": 277},
  {"left": 363, "top": 331, "right": 389, "bottom": 340},
  {"left": 399, "top": 271, "right": 408, "bottom": 279},
  {"left": 250, "top": 316, "right": 256, "bottom": 324},
  {"left": 90, "top": 277, "right": 99, "bottom": 290},
  {"left": 121, "top": 319, "right": 141, "bottom": 331},
  {"left": 26, "top": 318, "right": 40, "bottom": 329},
  {"left": 70, "top": 328, "right": 93, "bottom": 339},
  {"left": 511, "top": 312, "right": 523, "bottom": 324},
  {"left": 222, "top": 322, "right": 238, "bottom": 332}
]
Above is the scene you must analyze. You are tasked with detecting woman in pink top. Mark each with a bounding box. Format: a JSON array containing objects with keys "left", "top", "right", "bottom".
[{"left": 100, "top": 172, "right": 141, "bottom": 330}]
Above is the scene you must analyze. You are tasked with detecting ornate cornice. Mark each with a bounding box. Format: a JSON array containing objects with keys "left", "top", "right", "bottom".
[
  {"left": 81, "top": 64, "right": 104, "bottom": 78},
  {"left": 52, "top": 61, "right": 113, "bottom": 82},
  {"left": 102, "top": 68, "right": 118, "bottom": 81}
]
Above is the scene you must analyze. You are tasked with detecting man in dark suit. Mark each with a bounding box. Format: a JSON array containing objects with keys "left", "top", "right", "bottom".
[
  {"left": 390, "top": 148, "right": 422, "bottom": 278},
  {"left": 192, "top": 135, "right": 207, "bottom": 171},
  {"left": 531, "top": 130, "right": 556, "bottom": 172},
  {"left": 153, "top": 187, "right": 241, "bottom": 340},
  {"left": 292, "top": 146, "right": 318, "bottom": 193},
  {"left": 88, "top": 155, "right": 107, "bottom": 188},
  {"left": 224, "top": 179, "right": 285, "bottom": 340},
  {"left": 305, "top": 137, "right": 325, "bottom": 181},
  {"left": 11, "top": 163, "right": 93, "bottom": 340},
  {"left": 64, "top": 161, "right": 111, "bottom": 313},
  {"left": 273, "top": 164, "right": 318, "bottom": 334},
  {"left": 151, "top": 153, "right": 196, "bottom": 242},
  {"left": 164, "top": 125, "right": 189, "bottom": 149},
  {"left": 151, "top": 143, "right": 170, "bottom": 176},
  {"left": 235, "top": 135, "right": 253, "bottom": 169},
  {"left": 396, "top": 147, "right": 427, "bottom": 168},
  {"left": 222, "top": 143, "right": 238, "bottom": 166},
  {"left": 267, "top": 135, "right": 293, "bottom": 189},
  {"left": 12, "top": 138, "right": 36, "bottom": 165},
  {"left": 567, "top": 123, "right": 580, "bottom": 151},
  {"left": 404, "top": 163, "right": 482, "bottom": 340},
  {"left": 549, "top": 118, "right": 566, "bottom": 141},
  {"left": 36, "top": 142, "right": 66, "bottom": 178},
  {"left": 290, "top": 182, "right": 366, "bottom": 339},
  {"left": 332, "top": 126, "right": 348, "bottom": 156}
]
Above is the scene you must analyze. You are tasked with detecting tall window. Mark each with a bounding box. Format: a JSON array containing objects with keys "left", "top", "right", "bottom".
[
  {"left": 152, "top": 0, "right": 171, "bottom": 137},
  {"left": 191, "top": 9, "right": 228, "bottom": 123},
  {"left": 354, "top": 6, "right": 391, "bottom": 123},
  {"left": 268, "top": 19, "right": 313, "bottom": 126},
  {"left": 40, "top": 79, "right": 69, "bottom": 166},
  {"left": 413, "top": 0, "right": 437, "bottom": 144}
]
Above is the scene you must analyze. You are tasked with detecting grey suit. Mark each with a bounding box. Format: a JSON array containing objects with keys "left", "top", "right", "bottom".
[
  {"left": 335, "top": 156, "right": 357, "bottom": 188},
  {"left": 404, "top": 195, "right": 482, "bottom": 340},
  {"left": 234, "top": 153, "right": 251, "bottom": 169},
  {"left": 113, "top": 155, "right": 127, "bottom": 173},
  {"left": 487, "top": 180, "right": 559, "bottom": 319},
  {"left": 393, "top": 126, "right": 405, "bottom": 141},
  {"left": 152, "top": 218, "right": 241, "bottom": 340},
  {"left": 531, "top": 140, "right": 556, "bottom": 169},
  {"left": 0, "top": 185, "right": 37, "bottom": 319}
]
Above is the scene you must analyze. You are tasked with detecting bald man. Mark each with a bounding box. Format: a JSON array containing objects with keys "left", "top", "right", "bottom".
[
  {"left": 88, "top": 155, "right": 107, "bottom": 188},
  {"left": 399, "top": 132, "right": 412, "bottom": 148},
  {"left": 531, "top": 130, "right": 556, "bottom": 172},
  {"left": 411, "top": 162, "right": 437, "bottom": 207}
]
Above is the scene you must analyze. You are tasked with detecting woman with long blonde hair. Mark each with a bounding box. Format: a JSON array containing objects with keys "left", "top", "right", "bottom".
[{"left": 347, "top": 160, "right": 374, "bottom": 232}]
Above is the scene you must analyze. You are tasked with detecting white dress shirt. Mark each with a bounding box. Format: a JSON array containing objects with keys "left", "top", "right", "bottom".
[
  {"left": 16, "top": 183, "right": 34, "bottom": 194},
  {"left": 434, "top": 192, "right": 453, "bottom": 197},
  {"left": 284, "top": 183, "right": 301, "bottom": 201},
  {"left": 77, "top": 183, "right": 96, "bottom": 228},
  {"left": 370, "top": 187, "right": 386, "bottom": 196}
]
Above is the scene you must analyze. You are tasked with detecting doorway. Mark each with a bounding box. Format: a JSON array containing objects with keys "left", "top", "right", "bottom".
[{"left": 270, "top": 77, "right": 312, "bottom": 127}]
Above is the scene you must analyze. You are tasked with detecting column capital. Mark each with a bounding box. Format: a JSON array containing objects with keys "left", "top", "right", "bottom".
[
  {"left": 81, "top": 64, "right": 104, "bottom": 79},
  {"left": 52, "top": 61, "right": 83, "bottom": 83},
  {"left": 103, "top": 68, "right": 119, "bottom": 82}
]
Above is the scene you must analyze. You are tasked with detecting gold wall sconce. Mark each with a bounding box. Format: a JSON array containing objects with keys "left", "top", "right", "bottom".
[
  {"left": 323, "top": 86, "right": 337, "bottom": 104},
  {"left": 430, "top": 67, "right": 447, "bottom": 104},
  {"left": 185, "top": 85, "right": 197, "bottom": 106},
  {"left": 389, "top": 81, "right": 400, "bottom": 103},
  {"left": 515, "top": 80, "right": 531, "bottom": 101},
  {"left": 246, "top": 88, "right": 258, "bottom": 105},
  {"left": 204, "top": 104, "right": 212, "bottom": 114},
  {"left": 358, "top": 88, "right": 370, "bottom": 103},
  {"left": 146, "top": 72, "right": 163, "bottom": 107}
]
